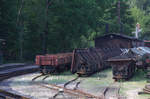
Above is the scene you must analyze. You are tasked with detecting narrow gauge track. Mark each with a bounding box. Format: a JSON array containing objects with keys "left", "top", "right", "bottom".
[
  {"left": 0, "top": 63, "right": 39, "bottom": 99},
  {"left": 32, "top": 75, "right": 102, "bottom": 99},
  {"left": 0, "top": 89, "right": 30, "bottom": 99},
  {"left": 101, "top": 82, "right": 122, "bottom": 99},
  {"left": 32, "top": 74, "right": 123, "bottom": 99},
  {"left": 0, "top": 64, "right": 39, "bottom": 81},
  {"left": 64, "top": 76, "right": 79, "bottom": 88}
]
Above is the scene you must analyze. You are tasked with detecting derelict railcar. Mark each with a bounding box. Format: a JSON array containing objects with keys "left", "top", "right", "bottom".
[
  {"left": 71, "top": 48, "right": 123, "bottom": 76},
  {"left": 107, "top": 47, "right": 150, "bottom": 81},
  {"left": 36, "top": 53, "right": 72, "bottom": 74},
  {"left": 107, "top": 55, "right": 136, "bottom": 81}
]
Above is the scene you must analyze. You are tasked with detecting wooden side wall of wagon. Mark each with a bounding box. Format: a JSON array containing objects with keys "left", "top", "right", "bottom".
[
  {"left": 71, "top": 48, "right": 123, "bottom": 76},
  {"left": 71, "top": 48, "right": 104, "bottom": 76},
  {"left": 35, "top": 53, "right": 72, "bottom": 74},
  {"left": 107, "top": 58, "right": 136, "bottom": 81}
]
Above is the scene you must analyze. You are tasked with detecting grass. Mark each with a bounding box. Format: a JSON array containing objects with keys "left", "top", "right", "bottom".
[{"left": 119, "top": 70, "right": 150, "bottom": 99}]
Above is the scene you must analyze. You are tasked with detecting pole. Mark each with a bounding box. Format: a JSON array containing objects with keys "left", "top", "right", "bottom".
[
  {"left": 17, "top": 0, "right": 25, "bottom": 61},
  {"left": 43, "top": 0, "right": 54, "bottom": 54},
  {"left": 117, "top": 0, "right": 121, "bottom": 33},
  {"left": 43, "top": 0, "right": 49, "bottom": 54}
]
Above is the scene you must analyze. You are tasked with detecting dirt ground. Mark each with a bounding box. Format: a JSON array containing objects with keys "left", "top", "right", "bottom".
[{"left": 0, "top": 69, "right": 150, "bottom": 99}]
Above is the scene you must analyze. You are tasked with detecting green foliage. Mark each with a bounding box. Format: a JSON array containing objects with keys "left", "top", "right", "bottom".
[
  {"left": 0, "top": 0, "right": 143, "bottom": 61},
  {"left": 129, "top": 0, "right": 150, "bottom": 39},
  {"left": 97, "top": 0, "right": 134, "bottom": 36}
]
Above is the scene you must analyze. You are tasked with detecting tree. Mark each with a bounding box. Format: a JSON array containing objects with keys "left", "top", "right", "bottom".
[
  {"left": 97, "top": 0, "right": 134, "bottom": 36},
  {"left": 129, "top": 0, "right": 150, "bottom": 39}
]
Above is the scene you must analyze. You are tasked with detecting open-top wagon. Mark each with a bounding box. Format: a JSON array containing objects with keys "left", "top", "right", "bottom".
[
  {"left": 107, "top": 47, "right": 150, "bottom": 81},
  {"left": 36, "top": 53, "right": 72, "bottom": 74},
  {"left": 107, "top": 56, "right": 136, "bottom": 81}
]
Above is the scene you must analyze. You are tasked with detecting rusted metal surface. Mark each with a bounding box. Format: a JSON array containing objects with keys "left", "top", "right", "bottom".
[
  {"left": 107, "top": 52, "right": 136, "bottom": 81},
  {"left": 110, "top": 59, "right": 135, "bottom": 81},
  {"left": 35, "top": 53, "right": 72, "bottom": 74},
  {"left": 71, "top": 48, "right": 122, "bottom": 76},
  {"left": 107, "top": 47, "right": 150, "bottom": 81},
  {"left": 36, "top": 53, "right": 72, "bottom": 66}
]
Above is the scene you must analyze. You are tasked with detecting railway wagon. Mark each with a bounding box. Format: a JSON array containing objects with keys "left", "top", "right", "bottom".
[
  {"left": 108, "top": 47, "right": 150, "bottom": 81},
  {"left": 107, "top": 55, "right": 136, "bottom": 81},
  {"left": 36, "top": 53, "right": 72, "bottom": 74},
  {"left": 71, "top": 48, "right": 123, "bottom": 76}
]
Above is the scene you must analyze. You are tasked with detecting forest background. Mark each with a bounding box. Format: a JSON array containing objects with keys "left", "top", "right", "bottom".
[{"left": 0, "top": 0, "right": 150, "bottom": 61}]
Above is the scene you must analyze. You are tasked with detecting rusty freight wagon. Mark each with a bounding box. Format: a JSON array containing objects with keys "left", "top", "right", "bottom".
[
  {"left": 71, "top": 48, "right": 123, "bottom": 76},
  {"left": 107, "top": 53, "right": 136, "bottom": 81},
  {"left": 108, "top": 47, "right": 150, "bottom": 81},
  {"left": 36, "top": 53, "right": 72, "bottom": 74}
]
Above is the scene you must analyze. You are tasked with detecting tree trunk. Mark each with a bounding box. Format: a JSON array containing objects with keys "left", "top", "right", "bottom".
[{"left": 17, "top": 0, "right": 25, "bottom": 61}]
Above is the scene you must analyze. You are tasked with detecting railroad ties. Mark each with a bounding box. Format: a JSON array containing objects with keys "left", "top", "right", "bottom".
[
  {"left": 31, "top": 74, "right": 125, "bottom": 99},
  {"left": 0, "top": 63, "right": 39, "bottom": 81},
  {"left": 0, "top": 63, "right": 39, "bottom": 99},
  {"left": 32, "top": 75, "right": 100, "bottom": 99},
  {"left": 100, "top": 82, "right": 125, "bottom": 99},
  {"left": 0, "top": 89, "right": 30, "bottom": 99}
]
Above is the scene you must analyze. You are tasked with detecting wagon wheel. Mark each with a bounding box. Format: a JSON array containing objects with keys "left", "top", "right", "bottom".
[
  {"left": 80, "top": 64, "right": 87, "bottom": 73},
  {"left": 42, "top": 67, "right": 48, "bottom": 75}
]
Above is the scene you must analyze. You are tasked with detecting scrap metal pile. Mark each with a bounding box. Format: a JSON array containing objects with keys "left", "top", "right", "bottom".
[{"left": 107, "top": 47, "right": 150, "bottom": 80}]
